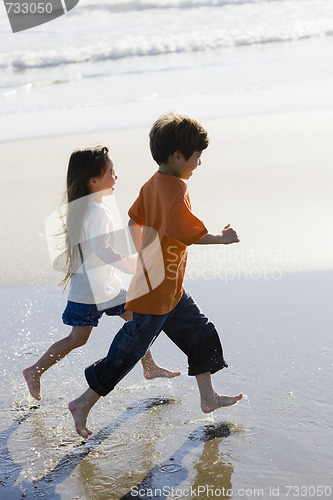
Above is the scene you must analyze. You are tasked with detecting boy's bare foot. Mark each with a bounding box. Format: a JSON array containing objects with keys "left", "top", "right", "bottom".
[
  {"left": 143, "top": 365, "right": 181, "bottom": 380},
  {"left": 68, "top": 389, "right": 100, "bottom": 439},
  {"left": 201, "top": 393, "right": 243, "bottom": 414},
  {"left": 69, "top": 400, "right": 92, "bottom": 439},
  {"left": 23, "top": 367, "right": 42, "bottom": 401}
]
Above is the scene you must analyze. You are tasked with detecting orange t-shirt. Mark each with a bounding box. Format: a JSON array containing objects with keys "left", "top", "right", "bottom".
[{"left": 125, "top": 171, "right": 207, "bottom": 315}]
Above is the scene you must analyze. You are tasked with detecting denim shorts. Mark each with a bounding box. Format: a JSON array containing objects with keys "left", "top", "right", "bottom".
[{"left": 62, "top": 289, "right": 127, "bottom": 327}]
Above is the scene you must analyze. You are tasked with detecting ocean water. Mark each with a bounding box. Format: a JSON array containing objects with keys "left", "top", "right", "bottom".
[{"left": 1, "top": 0, "right": 333, "bottom": 139}]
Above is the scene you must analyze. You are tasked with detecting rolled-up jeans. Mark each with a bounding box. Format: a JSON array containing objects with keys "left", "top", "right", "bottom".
[{"left": 85, "top": 290, "right": 228, "bottom": 396}]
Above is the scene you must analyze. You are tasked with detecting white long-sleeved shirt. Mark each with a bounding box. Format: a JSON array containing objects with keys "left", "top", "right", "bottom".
[{"left": 68, "top": 201, "right": 136, "bottom": 305}]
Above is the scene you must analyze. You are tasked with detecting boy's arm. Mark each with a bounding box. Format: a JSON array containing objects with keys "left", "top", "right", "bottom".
[
  {"left": 194, "top": 224, "right": 240, "bottom": 245},
  {"left": 128, "top": 218, "right": 142, "bottom": 252}
]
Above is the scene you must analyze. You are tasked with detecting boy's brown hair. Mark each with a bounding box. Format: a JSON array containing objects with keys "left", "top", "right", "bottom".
[{"left": 149, "top": 112, "right": 209, "bottom": 165}]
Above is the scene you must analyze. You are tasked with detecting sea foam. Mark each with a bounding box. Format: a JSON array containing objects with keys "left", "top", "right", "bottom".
[{"left": 1, "top": 0, "right": 333, "bottom": 70}]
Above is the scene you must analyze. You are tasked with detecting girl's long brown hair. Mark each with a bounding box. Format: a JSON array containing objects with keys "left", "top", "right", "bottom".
[{"left": 60, "top": 145, "right": 109, "bottom": 288}]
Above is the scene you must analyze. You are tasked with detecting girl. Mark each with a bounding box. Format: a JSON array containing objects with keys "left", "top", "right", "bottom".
[{"left": 23, "top": 145, "right": 180, "bottom": 401}]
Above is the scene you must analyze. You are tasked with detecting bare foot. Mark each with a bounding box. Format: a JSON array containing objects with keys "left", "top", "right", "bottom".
[
  {"left": 23, "top": 367, "right": 42, "bottom": 401},
  {"left": 201, "top": 393, "right": 243, "bottom": 413},
  {"left": 68, "top": 399, "right": 93, "bottom": 439},
  {"left": 143, "top": 365, "right": 181, "bottom": 380},
  {"left": 68, "top": 388, "right": 100, "bottom": 439}
]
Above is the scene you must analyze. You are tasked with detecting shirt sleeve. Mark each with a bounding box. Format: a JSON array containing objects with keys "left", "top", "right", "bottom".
[
  {"left": 128, "top": 191, "right": 144, "bottom": 226},
  {"left": 166, "top": 194, "right": 208, "bottom": 246},
  {"left": 87, "top": 203, "right": 137, "bottom": 275}
]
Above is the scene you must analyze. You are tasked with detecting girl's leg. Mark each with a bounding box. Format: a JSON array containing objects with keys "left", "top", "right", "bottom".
[
  {"left": 119, "top": 311, "right": 181, "bottom": 380},
  {"left": 140, "top": 348, "right": 181, "bottom": 379},
  {"left": 196, "top": 372, "right": 243, "bottom": 413},
  {"left": 23, "top": 326, "right": 93, "bottom": 400}
]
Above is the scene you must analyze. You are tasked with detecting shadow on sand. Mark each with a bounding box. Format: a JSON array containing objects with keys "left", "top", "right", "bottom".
[
  {"left": 0, "top": 398, "right": 232, "bottom": 499},
  {"left": 0, "top": 397, "right": 171, "bottom": 499}
]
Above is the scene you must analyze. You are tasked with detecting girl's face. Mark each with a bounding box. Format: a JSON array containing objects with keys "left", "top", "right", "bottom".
[{"left": 91, "top": 157, "right": 117, "bottom": 194}]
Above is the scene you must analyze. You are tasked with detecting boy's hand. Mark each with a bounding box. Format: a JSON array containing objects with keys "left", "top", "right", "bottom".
[
  {"left": 194, "top": 225, "right": 240, "bottom": 245},
  {"left": 220, "top": 224, "right": 240, "bottom": 244}
]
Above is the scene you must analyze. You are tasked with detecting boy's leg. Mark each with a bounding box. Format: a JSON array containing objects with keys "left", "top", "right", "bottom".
[
  {"left": 84, "top": 312, "right": 168, "bottom": 397},
  {"left": 69, "top": 388, "right": 101, "bottom": 439},
  {"left": 69, "top": 313, "right": 168, "bottom": 437},
  {"left": 23, "top": 326, "right": 93, "bottom": 400},
  {"left": 163, "top": 290, "right": 242, "bottom": 412},
  {"left": 163, "top": 290, "right": 227, "bottom": 374},
  {"left": 196, "top": 372, "right": 242, "bottom": 413},
  {"left": 119, "top": 310, "right": 181, "bottom": 380}
]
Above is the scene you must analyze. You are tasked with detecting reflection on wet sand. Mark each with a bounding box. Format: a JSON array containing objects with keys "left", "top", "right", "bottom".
[
  {"left": 1, "top": 398, "right": 171, "bottom": 499},
  {"left": 1, "top": 271, "right": 333, "bottom": 498},
  {"left": 0, "top": 407, "right": 39, "bottom": 497},
  {"left": 120, "top": 422, "right": 233, "bottom": 499},
  {"left": 1, "top": 400, "right": 234, "bottom": 500},
  {"left": 192, "top": 432, "right": 233, "bottom": 499}
]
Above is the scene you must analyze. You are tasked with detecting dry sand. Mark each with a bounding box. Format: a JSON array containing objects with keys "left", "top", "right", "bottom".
[{"left": 1, "top": 109, "right": 333, "bottom": 288}]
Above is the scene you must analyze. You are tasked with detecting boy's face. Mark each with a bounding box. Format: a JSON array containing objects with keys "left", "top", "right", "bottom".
[{"left": 177, "top": 151, "right": 202, "bottom": 180}]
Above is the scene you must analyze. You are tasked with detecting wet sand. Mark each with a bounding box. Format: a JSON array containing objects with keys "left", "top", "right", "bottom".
[
  {"left": 1, "top": 111, "right": 333, "bottom": 499},
  {"left": 1, "top": 274, "right": 332, "bottom": 499}
]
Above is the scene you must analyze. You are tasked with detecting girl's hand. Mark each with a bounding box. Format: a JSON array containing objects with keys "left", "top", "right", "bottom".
[{"left": 221, "top": 224, "right": 240, "bottom": 244}]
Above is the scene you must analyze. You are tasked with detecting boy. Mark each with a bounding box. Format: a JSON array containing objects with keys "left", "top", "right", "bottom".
[{"left": 69, "top": 112, "right": 242, "bottom": 438}]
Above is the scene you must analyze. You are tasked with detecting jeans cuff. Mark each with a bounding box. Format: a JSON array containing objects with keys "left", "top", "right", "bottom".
[
  {"left": 188, "top": 357, "right": 228, "bottom": 376},
  {"left": 85, "top": 363, "right": 110, "bottom": 397}
]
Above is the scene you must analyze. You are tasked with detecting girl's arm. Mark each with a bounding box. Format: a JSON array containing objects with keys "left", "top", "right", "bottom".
[
  {"left": 91, "top": 234, "right": 137, "bottom": 274},
  {"left": 88, "top": 204, "right": 137, "bottom": 274}
]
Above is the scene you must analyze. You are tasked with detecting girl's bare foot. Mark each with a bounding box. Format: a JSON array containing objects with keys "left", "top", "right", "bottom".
[
  {"left": 201, "top": 393, "right": 243, "bottom": 414},
  {"left": 143, "top": 365, "right": 181, "bottom": 380},
  {"left": 141, "top": 349, "right": 181, "bottom": 380},
  {"left": 23, "top": 367, "right": 42, "bottom": 401},
  {"left": 68, "top": 388, "right": 100, "bottom": 439}
]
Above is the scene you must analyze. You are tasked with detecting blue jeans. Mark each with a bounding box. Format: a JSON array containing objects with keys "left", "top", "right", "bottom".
[
  {"left": 85, "top": 290, "right": 228, "bottom": 396},
  {"left": 62, "top": 289, "right": 127, "bottom": 327}
]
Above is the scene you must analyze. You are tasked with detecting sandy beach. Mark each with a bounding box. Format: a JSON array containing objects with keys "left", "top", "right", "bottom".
[
  {"left": 1, "top": 109, "right": 333, "bottom": 287},
  {"left": 1, "top": 110, "right": 333, "bottom": 499}
]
